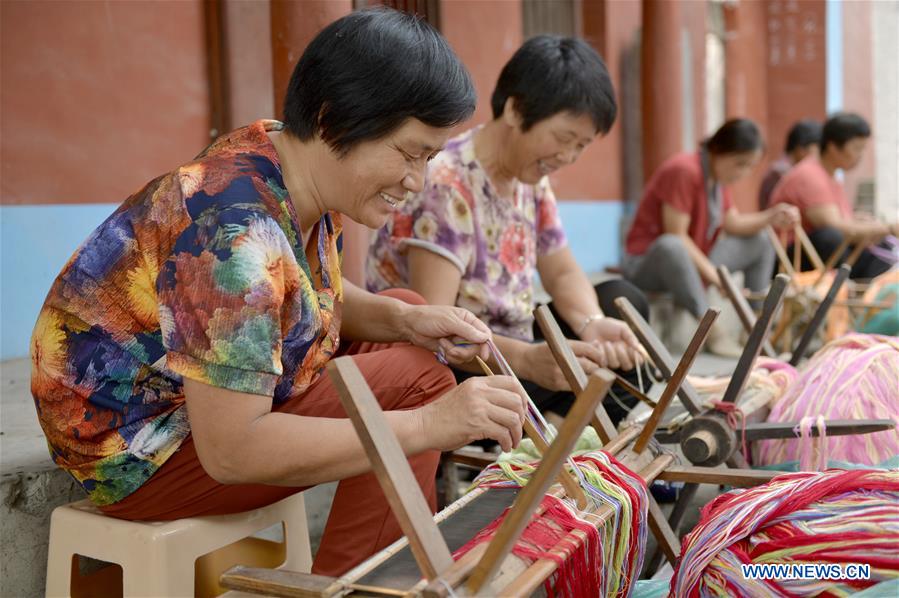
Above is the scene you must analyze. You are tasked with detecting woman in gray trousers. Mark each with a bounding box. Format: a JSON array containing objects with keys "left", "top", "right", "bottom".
[{"left": 622, "top": 119, "right": 799, "bottom": 356}]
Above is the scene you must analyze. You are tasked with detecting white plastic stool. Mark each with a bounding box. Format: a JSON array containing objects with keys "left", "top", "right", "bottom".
[{"left": 45, "top": 492, "right": 311, "bottom": 597}]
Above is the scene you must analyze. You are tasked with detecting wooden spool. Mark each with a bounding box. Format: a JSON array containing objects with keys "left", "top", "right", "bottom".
[{"left": 680, "top": 414, "right": 737, "bottom": 467}]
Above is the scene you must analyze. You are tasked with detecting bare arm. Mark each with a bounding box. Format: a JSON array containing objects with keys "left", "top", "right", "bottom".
[
  {"left": 406, "top": 246, "right": 530, "bottom": 376},
  {"left": 407, "top": 246, "right": 463, "bottom": 308},
  {"left": 722, "top": 207, "right": 771, "bottom": 236},
  {"left": 662, "top": 203, "right": 719, "bottom": 286},
  {"left": 340, "top": 278, "right": 409, "bottom": 343},
  {"left": 184, "top": 374, "right": 527, "bottom": 486},
  {"left": 340, "top": 276, "right": 489, "bottom": 364},
  {"left": 722, "top": 204, "right": 800, "bottom": 236},
  {"left": 406, "top": 246, "right": 620, "bottom": 387},
  {"left": 805, "top": 204, "right": 895, "bottom": 242},
  {"left": 538, "top": 248, "right": 641, "bottom": 370},
  {"left": 184, "top": 379, "right": 428, "bottom": 486},
  {"left": 536, "top": 247, "right": 604, "bottom": 333}
]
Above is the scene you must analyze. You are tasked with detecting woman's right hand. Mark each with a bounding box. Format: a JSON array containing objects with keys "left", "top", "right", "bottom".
[
  {"left": 768, "top": 203, "right": 801, "bottom": 230},
  {"left": 521, "top": 341, "right": 607, "bottom": 392},
  {"left": 420, "top": 376, "right": 527, "bottom": 453}
]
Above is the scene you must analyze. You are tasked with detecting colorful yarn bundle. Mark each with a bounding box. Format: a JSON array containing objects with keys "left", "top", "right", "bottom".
[
  {"left": 455, "top": 450, "right": 649, "bottom": 597},
  {"left": 672, "top": 469, "right": 899, "bottom": 597},
  {"left": 687, "top": 357, "right": 799, "bottom": 414},
  {"left": 483, "top": 339, "right": 593, "bottom": 490},
  {"left": 757, "top": 334, "right": 899, "bottom": 467}
]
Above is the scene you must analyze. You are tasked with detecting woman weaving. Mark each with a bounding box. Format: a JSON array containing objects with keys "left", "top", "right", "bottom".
[
  {"left": 366, "top": 36, "right": 649, "bottom": 426},
  {"left": 29, "top": 9, "right": 528, "bottom": 577},
  {"left": 622, "top": 119, "right": 801, "bottom": 356}
]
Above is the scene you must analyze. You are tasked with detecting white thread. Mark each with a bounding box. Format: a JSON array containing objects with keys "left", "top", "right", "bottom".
[{"left": 439, "top": 578, "right": 460, "bottom": 598}]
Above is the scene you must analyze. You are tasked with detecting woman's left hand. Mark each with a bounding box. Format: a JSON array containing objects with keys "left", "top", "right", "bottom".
[
  {"left": 403, "top": 305, "right": 492, "bottom": 365},
  {"left": 580, "top": 317, "right": 643, "bottom": 371}
]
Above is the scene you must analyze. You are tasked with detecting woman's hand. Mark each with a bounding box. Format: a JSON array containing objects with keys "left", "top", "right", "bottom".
[
  {"left": 767, "top": 203, "right": 801, "bottom": 230},
  {"left": 579, "top": 317, "right": 643, "bottom": 371},
  {"left": 520, "top": 341, "right": 611, "bottom": 391},
  {"left": 402, "top": 304, "right": 491, "bottom": 365},
  {"left": 419, "top": 375, "right": 527, "bottom": 452}
]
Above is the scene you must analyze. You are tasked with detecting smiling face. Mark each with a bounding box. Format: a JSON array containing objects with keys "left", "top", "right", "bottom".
[
  {"left": 503, "top": 106, "right": 599, "bottom": 184},
  {"left": 320, "top": 118, "right": 451, "bottom": 229},
  {"left": 711, "top": 149, "right": 763, "bottom": 185}
]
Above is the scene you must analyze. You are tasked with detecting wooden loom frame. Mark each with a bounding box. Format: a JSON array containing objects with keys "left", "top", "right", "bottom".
[
  {"left": 718, "top": 263, "right": 852, "bottom": 365},
  {"left": 615, "top": 271, "right": 894, "bottom": 571},
  {"left": 219, "top": 306, "right": 796, "bottom": 597},
  {"left": 764, "top": 225, "right": 890, "bottom": 351}
]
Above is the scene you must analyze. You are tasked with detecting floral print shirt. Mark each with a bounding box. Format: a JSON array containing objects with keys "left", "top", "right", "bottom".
[
  {"left": 365, "top": 127, "right": 567, "bottom": 341},
  {"left": 30, "top": 120, "right": 343, "bottom": 505}
]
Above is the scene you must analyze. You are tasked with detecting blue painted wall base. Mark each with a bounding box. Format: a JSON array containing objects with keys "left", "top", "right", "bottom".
[{"left": 1, "top": 204, "right": 116, "bottom": 360}]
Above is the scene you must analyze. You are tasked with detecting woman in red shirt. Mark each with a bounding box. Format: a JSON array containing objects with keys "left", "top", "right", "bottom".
[
  {"left": 622, "top": 119, "right": 799, "bottom": 355},
  {"left": 770, "top": 112, "right": 898, "bottom": 279}
]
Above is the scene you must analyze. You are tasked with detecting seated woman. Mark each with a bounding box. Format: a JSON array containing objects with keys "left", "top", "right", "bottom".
[
  {"left": 30, "top": 9, "right": 528, "bottom": 577},
  {"left": 757, "top": 119, "right": 821, "bottom": 210},
  {"left": 366, "top": 35, "right": 648, "bottom": 427},
  {"left": 770, "top": 112, "right": 898, "bottom": 279},
  {"left": 622, "top": 119, "right": 799, "bottom": 356}
]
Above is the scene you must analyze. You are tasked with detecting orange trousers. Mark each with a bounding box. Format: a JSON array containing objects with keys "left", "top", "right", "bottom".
[{"left": 100, "top": 289, "right": 454, "bottom": 576}]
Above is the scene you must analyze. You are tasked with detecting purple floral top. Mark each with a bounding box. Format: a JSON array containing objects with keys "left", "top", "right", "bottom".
[{"left": 365, "top": 127, "right": 567, "bottom": 341}]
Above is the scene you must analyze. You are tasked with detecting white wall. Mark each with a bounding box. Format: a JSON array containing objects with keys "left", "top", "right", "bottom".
[{"left": 872, "top": 0, "right": 899, "bottom": 221}]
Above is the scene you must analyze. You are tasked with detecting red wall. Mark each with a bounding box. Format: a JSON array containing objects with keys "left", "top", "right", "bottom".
[
  {"left": 0, "top": 1, "right": 210, "bottom": 205},
  {"left": 271, "top": 0, "right": 352, "bottom": 119},
  {"left": 226, "top": 1, "right": 276, "bottom": 127},
  {"left": 440, "top": 0, "right": 523, "bottom": 131},
  {"left": 551, "top": 0, "right": 641, "bottom": 201},
  {"left": 441, "top": 0, "right": 643, "bottom": 201},
  {"left": 764, "top": 0, "right": 827, "bottom": 202},
  {"left": 841, "top": 0, "right": 875, "bottom": 207},
  {"left": 0, "top": 0, "right": 877, "bottom": 218},
  {"left": 724, "top": 0, "right": 770, "bottom": 213}
]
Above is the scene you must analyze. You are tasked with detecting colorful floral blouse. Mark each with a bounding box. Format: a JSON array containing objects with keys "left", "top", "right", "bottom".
[
  {"left": 365, "top": 127, "right": 567, "bottom": 341},
  {"left": 30, "top": 120, "right": 343, "bottom": 505}
]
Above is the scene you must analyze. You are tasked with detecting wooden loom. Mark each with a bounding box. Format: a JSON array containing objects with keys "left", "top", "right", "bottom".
[
  {"left": 762, "top": 225, "right": 891, "bottom": 352},
  {"left": 613, "top": 273, "right": 894, "bottom": 570},
  {"left": 219, "top": 307, "right": 797, "bottom": 598},
  {"left": 718, "top": 263, "right": 851, "bottom": 363}
]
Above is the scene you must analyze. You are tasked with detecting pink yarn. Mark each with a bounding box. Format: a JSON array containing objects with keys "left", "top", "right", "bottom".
[
  {"left": 757, "top": 334, "right": 899, "bottom": 467},
  {"left": 796, "top": 416, "right": 828, "bottom": 471}
]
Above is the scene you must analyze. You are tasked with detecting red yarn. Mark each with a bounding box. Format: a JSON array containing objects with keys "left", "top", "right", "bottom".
[
  {"left": 453, "top": 495, "right": 603, "bottom": 597},
  {"left": 452, "top": 452, "right": 647, "bottom": 597}
]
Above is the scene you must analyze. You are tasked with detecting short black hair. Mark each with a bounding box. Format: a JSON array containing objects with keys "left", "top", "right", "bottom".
[
  {"left": 490, "top": 35, "right": 617, "bottom": 134},
  {"left": 785, "top": 119, "right": 822, "bottom": 153},
  {"left": 706, "top": 119, "right": 764, "bottom": 155},
  {"left": 820, "top": 112, "right": 870, "bottom": 153},
  {"left": 283, "top": 8, "right": 475, "bottom": 155}
]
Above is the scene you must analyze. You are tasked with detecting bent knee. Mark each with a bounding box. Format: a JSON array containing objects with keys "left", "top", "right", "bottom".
[
  {"left": 744, "top": 230, "right": 774, "bottom": 256},
  {"left": 653, "top": 234, "right": 691, "bottom": 261},
  {"left": 810, "top": 226, "right": 844, "bottom": 246},
  {"left": 389, "top": 345, "right": 456, "bottom": 406}
]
